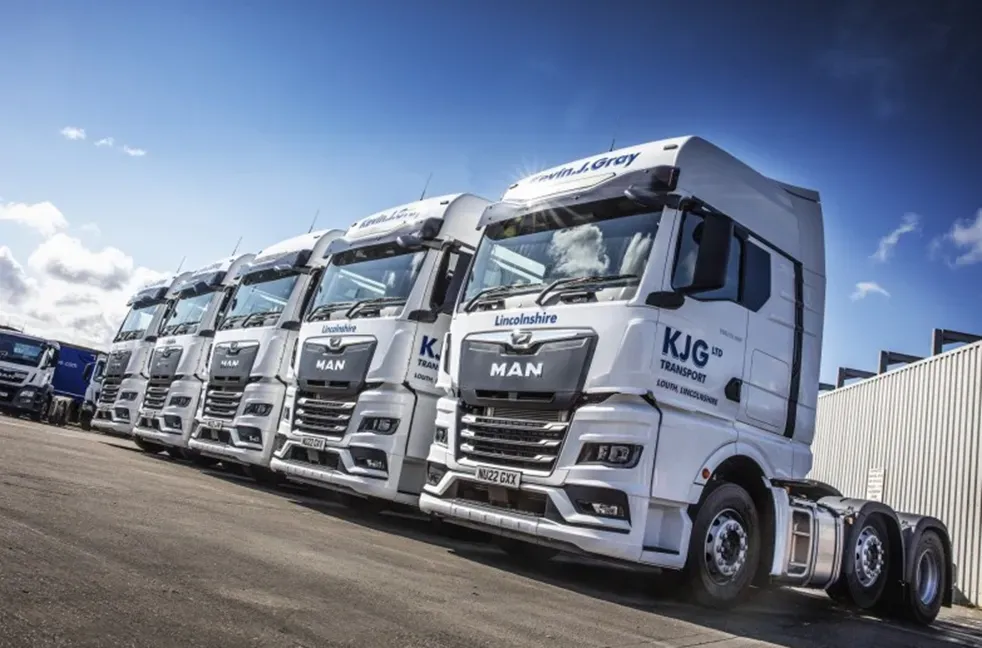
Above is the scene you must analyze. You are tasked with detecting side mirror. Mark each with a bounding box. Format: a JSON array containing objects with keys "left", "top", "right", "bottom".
[
  {"left": 677, "top": 213, "right": 733, "bottom": 294},
  {"left": 49, "top": 349, "right": 60, "bottom": 369},
  {"left": 83, "top": 363, "right": 94, "bottom": 383}
]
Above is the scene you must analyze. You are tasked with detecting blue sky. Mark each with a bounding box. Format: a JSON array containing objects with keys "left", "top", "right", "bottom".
[{"left": 0, "top": 0, "right": 980, "bottom": 380}]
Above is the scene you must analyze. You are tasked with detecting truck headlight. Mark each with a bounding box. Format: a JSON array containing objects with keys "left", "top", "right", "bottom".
[
  {"left": 576, "top": 443, "right": 642, "bottom": 468},
  {"left": 17, "top": 387, "right": 37, "bottom": 400},
  {"left": 244, "top": 402, "right": 273, "bottom": 417},
  {"left": 358, "top": 417, "right": 399, "bottom": 435}
]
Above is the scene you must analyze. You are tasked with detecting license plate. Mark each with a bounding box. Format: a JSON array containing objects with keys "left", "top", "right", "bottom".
[
  {"left": 475, "top": 466, "right": 521, "bottom": 488},
  {"left": 300, "top": 436, "right": 326, "bottom": 450},
  {"left": 203, "top": 418, "right": 225, "bottom": 430}
]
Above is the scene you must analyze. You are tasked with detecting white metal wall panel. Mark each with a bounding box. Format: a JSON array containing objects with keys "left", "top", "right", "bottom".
[{"left": 811, "top": 340, "right": 982, "bottom": 606}]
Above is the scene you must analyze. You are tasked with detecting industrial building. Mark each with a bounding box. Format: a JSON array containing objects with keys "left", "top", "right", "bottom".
[{"left": 811, "top": 328, "right": 982, "bottom": 606}]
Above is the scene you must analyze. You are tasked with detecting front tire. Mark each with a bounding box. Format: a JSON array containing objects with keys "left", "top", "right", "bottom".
[
  {"left": 166, "top": 447, "right": 186, "bottom": 460},
  {"left": 684, "top": 482, "right": 761, "bottom": 608},
  {"left": 134, "top": 438, "right": 165, "bottom": 454},
  {"left": 493, "top": 536, "right": 559, "bottom": 564}
]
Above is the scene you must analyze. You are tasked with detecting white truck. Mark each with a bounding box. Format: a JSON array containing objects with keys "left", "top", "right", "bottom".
[
  {"left": 79, "top": 352, "right": 107, "bottom": 430},
  {"left": 187, "top": 229, "right": 344, "bottom": 482},
  {"left": 269, "top": 195, "right": 489, "bottom": 509},
  {"left": 419, "top": 136, "right": 954, "bottom": 625},
  {"left": 0, "top": 327, "right": 61, "bottom": 421},
  {"left": 130, "top": 254, "right": 256, "bottom": 460},
  {"left": 92, "top": 274, "right": 189, "bottom": 437}
]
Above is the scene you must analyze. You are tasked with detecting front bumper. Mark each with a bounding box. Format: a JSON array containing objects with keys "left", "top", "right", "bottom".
[
  {"left": 187, "top": 380, "right": 286, "bottom": 467},
  {"left": 92, "top": 377, "right": 145, "bottom": 436},
  {"left": 132, "top": 379, "right": 202, "bottom": 449},
  {"left": 269, "top": 387, "right": 421, "bottom": 506},
  {"left": 0, "top": 385, "right": 44, "bottom": 413},
  {"left": 419, "top": 395, "right": 688, "bottom": 568}
]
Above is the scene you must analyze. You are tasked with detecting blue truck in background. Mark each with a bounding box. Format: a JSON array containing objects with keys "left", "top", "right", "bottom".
[{"left": 0, "top": 324, "right": 106, "bottom": 427}]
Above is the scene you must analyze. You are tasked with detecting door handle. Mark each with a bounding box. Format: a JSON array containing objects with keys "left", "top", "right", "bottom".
[{"left": 725, "top": 378, "right": 742, "bottom": 403}]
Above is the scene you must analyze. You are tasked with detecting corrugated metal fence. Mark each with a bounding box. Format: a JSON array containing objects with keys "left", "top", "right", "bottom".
[{"left": 811, "top": 340, "right": 982, "bottom": 606}]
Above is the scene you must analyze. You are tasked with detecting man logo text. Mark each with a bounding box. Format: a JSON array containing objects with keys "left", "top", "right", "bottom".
[
  {"left": 490, "top": 362, "right": 543, "bottom": 378},
  {"left": 315, "top": 359, "right": 345, "bottom": 371},
  {"left": 219, "top": 359, "right": 239, "bottom": 368}
]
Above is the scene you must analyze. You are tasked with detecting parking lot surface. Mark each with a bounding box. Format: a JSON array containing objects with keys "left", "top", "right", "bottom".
[{"left": 1, "top": 417, "right": 981, "bottom": 648}]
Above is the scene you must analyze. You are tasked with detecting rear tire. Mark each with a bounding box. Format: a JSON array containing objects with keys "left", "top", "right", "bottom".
[
  {"left": 899, "top": 530, "right": 946, "bottom": 625},
  {"left": 494, "top": 536, "right": 559, "bottom": 564},
  {"left": 166, "top": 447, "right": 186, "bottom": 460},
  {"left": 134, "top": 438, "right": 165, "bottom": 454},
  {"left": 827, "top": 514, "right": 890, "bottom": 610},
  {"left": 684, "top": 482, "right": 761, "bottom": 609}
]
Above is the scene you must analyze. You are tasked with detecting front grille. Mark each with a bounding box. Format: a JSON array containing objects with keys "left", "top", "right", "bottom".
[
  {"left": 292, "top": 390, "right": 356, "bottom": 438},
  {"left": 456, "top": 405, "right": 571, "bottom": 472},
  {"left": 99, "top": 377, "right": 122, "bottom": 405},
  {"left": 143, "top": 377, "right": 174, "bottom": 410},
  {"left": 203, "top": 379, "right": 245, "bottom": 420}
]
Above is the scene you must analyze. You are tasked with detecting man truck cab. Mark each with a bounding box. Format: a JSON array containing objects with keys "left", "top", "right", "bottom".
[
  {"left": 92, "top": 274, "right": 189, "bottom": 437},
  {"left": 187, "top": 229, "right": 344, "bottom": 481},
  {"left": 130, "top": 254, "right": 256, "bottom": 459},
  {"left": 419, "top": 136, "right": 953, "bottom": 624},
  {"left": 269, "top": 194, "right": 489, "bottom": 508},
  {"left": 0, "top": 329, "right": 60, "bottom": 421}
]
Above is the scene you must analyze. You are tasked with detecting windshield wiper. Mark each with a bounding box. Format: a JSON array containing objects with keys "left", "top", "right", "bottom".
[
  {"left": 463, "top": 283, "right": 544, "bottom": 313},
  {"left": 344, "top": 297, "right": 406, "bottom": 319},
  {"left": 243, "top": 311, "right": 281, "bottom": 328},
  {"left": 535, "top": 274, "right": 640, "bottom": 306},
  {"left": 220, "top": 314, "right": 249, "bottom": 330},
  {"left": 173, "top": 321, "right": 200, "bottom": 335},
  {"left": 306, "top": 302, "right": 354, "bottom": 322}
]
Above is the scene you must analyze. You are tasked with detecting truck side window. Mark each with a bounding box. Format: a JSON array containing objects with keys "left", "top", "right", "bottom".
[
  {"left": 431, "top": 250, "right": 473, "bottom": 311},
  {"left": 741, "top": 240, "right": 772, "bottom": 312},
  {"left": 672, "top": 212, "right": 742, "bottom": 302}
]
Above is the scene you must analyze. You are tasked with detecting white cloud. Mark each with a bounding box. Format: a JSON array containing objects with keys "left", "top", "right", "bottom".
[
  {"left": 60, "top": 126, "right": 87, "bottom": 141},
  {"left": 931, "top": 209, "right": 982, "bottom": 268},
  {"left": 0, "top": 201, "right": 69, "bottom": 237},
  {"left": 95, "top": 137, "right": 115, "bottom": 147},
  {"left": 871, "top": 213, "right": 919, "bottom": 262},
  {"left": 28, "top": 233, "right": 136, "bottom": 291},
  {"left": 122, "top": 145, "right": 147, "bottom": 157},
  {"left": 79, "top": 222, "right": 102, "bottom": 236},
  {"left": 850, "top": 281, "right": 890, "bottom": 301},
  {"left": 0, "top": 246, "right": 35, "bottom": 305}
]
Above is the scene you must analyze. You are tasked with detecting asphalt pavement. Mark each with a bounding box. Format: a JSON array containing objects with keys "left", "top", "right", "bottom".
[{"left": 1, "top": 416, "right": 980, "bottom": 648}]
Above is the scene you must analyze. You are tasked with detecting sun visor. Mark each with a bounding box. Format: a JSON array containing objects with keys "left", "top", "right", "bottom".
[
  {"left": 324, "top": 216, "right": 444, "bottom": 258},
  {"left": 478, "top": 166, "right": 680, "bottom": 229},
  {"left": 241, "top": 249, "right": 312, "bottom": 280},
  {"left": 178, "top": 270, "right": 227, "bottom": 296},
  {"left": 127, "top": 285, "right": 169, "bottom": 308}
]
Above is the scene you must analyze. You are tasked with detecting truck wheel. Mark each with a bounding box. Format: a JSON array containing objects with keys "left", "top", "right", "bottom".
[
  {"left": 134, "top": 438, "right": 165, "bottom": 454},
  {"left": 31, "top": 396, "right": 52, "bottom": 423},
  {"left": 828, "top": 514, "right": 890, "bottom": 610},
  {"left": 80, "top": 411, "right": 93, "bottom": 431},
  {"left": 189, "top": 452, "right": 219, "bottom": 468},
  {"left": 493, "top": 536, "right": 559, "bottom": 564},
  {"left": 685, "top": 482, "right": 760, "bottom": 608},
  {"left": 166, "top": 448, "right": 186, "bottom": 460},
  {"left": 899, "top": 530, "right": 946, "bottom": 625}
]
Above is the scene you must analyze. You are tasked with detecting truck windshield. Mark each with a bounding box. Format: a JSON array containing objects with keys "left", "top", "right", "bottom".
[
  {"left": 306, "top": 244, "right": 425, "bottom": 321},
  {"left": 0, "top": 333, "right": 46, "bottom": 367},
  {"left": 220, "top": 271, "right": 299, "bottom": 330},
  {"left": 159, "top": 291, "right": 214, "bottom": 336},
  {"left": 114, "top": 303, "right": 162, "bottom": 342},
  {"left": 461, "top": 198, "right": 662, "bottom": 308}
]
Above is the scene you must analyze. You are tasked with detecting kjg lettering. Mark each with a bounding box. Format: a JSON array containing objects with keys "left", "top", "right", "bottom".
[{"left": 662, "top": 326, "right": 711, "bottom": 368}]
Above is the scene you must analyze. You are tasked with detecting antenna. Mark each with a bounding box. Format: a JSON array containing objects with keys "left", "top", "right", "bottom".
[
  {"left": 608, "top": 137, "right": 616, "bottom": 152},
  {"left": 230, "top": 236, "right": 242, "bottom": 256},
  {"left": 419, "top": 172, "right": 433, "bottom": 201},
  {"left": 608, "top": 114, "right": 622, "bottom": 152},
  {"left": 307, "top": 208, "right": 320, "bottom": 234},
  {"left": 175, "top": 256, "right": 186, "bottom": 274}
]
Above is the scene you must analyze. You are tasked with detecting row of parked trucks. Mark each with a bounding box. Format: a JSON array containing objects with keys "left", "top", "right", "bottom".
[{"left": 79, "top": 135, "right": 953, "bottom": 625}]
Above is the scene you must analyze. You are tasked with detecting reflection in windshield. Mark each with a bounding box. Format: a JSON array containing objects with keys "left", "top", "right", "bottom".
[
  {"left": 0, "top": 333, "right": 46, "bottom": 367},
  {"left": 160, "top": 292, "right": 214, "bottom": 336},
  {"left": 307, "top": 245, "right": 425, "bottom": 320},
  {"left": 221, "top": 272, "right": 299, "bottom": 328},
  {"left": 462, "top": 199, "right": 661, "bottom": 304},
  {"left": 115, "top": 304, "right": 162, "bottom": 342}
]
